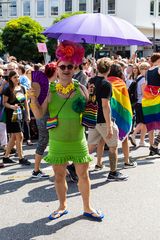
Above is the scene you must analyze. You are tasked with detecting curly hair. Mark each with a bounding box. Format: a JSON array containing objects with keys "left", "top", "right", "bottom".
[
  {"left": 56, "top": 41, "right": 85, "bottom": 65},
  {"left": 44, "top": 62, "right": 57, "bottom": 78}
]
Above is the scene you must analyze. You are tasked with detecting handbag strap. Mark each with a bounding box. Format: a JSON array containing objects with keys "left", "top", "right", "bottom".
[{"left": 56, "top": 91, "right": 73, "bottom": 116}]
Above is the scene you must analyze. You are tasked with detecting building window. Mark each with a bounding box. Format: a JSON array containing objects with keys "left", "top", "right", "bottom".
[
  {"left": 93, "top": 0, "right": 100, "bottom": 13},
  {"left": 150, "top": 0, "right": 155, "bottom": 15},
  {"left": 65, "top": 0, "right": 72, "bottom": 12},
  {"left": 158, "top": 0, "right": 160, "bottom": 16},
  {"left": 50, "top": 0, "right": 58, "bottom": 15},
  {"left": 9, "top": 0, "right": 17, "bottom": 16},
  {"left": 0, "top": 4, "right": 2, "bottom": 16},
  {"left": 23, "top": 0, "right": 30, "bottom": 16},
  {"left": 37, "top": 0, "right": 44, "bottom": 16},
  {"left": 108, "top": 0, "right": 115, "bottom": 14},
  {"left": 79, "top": 0, "right": 86, "bottom": 11}
]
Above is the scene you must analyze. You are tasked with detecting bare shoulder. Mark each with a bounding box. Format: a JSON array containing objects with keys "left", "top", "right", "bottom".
[{"left": 79, "top": 83, "right": 89, "bottom": 100}]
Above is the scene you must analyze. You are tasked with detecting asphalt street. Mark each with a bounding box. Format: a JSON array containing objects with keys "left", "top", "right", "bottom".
[{"left": 0, "top": 138, "right": 160, "bottom": 240}]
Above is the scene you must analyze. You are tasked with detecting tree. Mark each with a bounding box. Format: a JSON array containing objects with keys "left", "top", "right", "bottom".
[
  {"left": 2, "top": 16, "right": 46, "bottom": 61},
  {"left": 0, "top": 29, "right": 4, "bottom": 55}
]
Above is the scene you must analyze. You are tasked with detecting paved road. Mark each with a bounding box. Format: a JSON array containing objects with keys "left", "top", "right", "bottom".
[{"left": 0, "top": 140, "right": 160, "bottom": 240}]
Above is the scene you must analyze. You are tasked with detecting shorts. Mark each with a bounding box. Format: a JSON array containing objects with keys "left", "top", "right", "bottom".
[
  {"left": 135, "top": 103, "right": 145, "bottom": 124},
  {"left": 88, "top": 122, "right": 119, "bottom": 147}
]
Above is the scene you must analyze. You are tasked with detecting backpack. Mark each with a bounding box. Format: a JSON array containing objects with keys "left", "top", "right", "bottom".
[{"left": 128, "top": 76, "right": 143, "bottom": 105}]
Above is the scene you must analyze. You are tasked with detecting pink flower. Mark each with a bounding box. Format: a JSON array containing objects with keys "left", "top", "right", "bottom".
[{"left": 56, "top": 41, "right": 84, "bottom": 65}]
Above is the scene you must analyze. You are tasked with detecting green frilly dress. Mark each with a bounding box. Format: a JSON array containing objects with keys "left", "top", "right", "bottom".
[{"left": 44, "top": 81, "right": 92, "bottom": 165}]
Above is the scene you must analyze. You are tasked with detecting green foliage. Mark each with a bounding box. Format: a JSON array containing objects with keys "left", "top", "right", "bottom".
[
  {"left": 0, "top": 29, "right": 4, "bottom": 54},
  {"left": 53, "top": 11, "right": 84, "bottom": 24},
  {"left": 2, "top": 16, "right": 46, "bottom": 61}
]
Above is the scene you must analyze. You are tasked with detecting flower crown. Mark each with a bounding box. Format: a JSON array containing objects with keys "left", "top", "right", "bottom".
[{"left": 56, "top": 40, "right": 85, "bottom": 65}]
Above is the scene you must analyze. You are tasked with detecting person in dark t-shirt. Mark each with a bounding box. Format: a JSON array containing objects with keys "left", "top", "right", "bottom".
[{"left": 88, "top": 58, "right": 128, "bottom": 181}]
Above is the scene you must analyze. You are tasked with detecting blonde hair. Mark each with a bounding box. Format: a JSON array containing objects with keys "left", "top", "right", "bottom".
[
  {"left": 97, "top": 57, "right": 111, "bottom": 74},
  {"left": 139, "top": 62, "right": 150, "bottom": 71}
]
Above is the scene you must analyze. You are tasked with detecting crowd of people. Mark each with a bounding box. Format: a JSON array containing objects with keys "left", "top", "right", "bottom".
[{"left": 0, "top": 42, "right": 160, "bottom": 221}]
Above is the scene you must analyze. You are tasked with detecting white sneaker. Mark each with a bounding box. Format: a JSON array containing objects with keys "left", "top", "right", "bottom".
[
  {"left": 139, "top": 141, "right": 149, "bottom": 147},
  {"left": 32, "top": 170, "right": 49, "bottom": 179},
  {"left": 124, "top": 161, "right": 137, "bottom": 169}
]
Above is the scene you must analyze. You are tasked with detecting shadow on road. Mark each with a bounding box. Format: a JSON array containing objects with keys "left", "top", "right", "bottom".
[
  {"left": 0, "top": 215, "right": 84, "bottom": 240},
  {"left": 0, "top": 177, "right": 49, "bottom": 195}
]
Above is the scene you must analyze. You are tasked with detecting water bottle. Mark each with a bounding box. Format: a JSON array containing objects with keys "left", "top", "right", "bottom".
[{"left": 17, "top": 107, "right": 22, "bottom": 120}]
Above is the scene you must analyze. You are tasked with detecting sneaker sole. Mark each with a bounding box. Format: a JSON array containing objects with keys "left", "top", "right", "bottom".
[
  {"left": 123, "top": 164, "right": 137, "bottom": 169},
  {"left": 32, "top": 175, "right": 49, "bottom": 178},
  {"left": 94, "top": 168, "right": 103, "bottom": 171},
  {"left": 107, "top": 177, "right": 129, "bottom": 182}
]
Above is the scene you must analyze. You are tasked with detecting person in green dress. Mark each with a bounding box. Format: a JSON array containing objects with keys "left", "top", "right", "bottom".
[{"left": 29, "top": 41, "right": 104, "bottom": 221}]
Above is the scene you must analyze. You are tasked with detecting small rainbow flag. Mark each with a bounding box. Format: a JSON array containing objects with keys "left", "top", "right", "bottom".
[
  {"left": 107, "top": 76, "right": 133, "bottom": 142},
  {"left": 142, "top": 85, "right": 160, "bottom": 131},
  {"left": 46, "top": 116, "right": 58, "bottom": 129}
]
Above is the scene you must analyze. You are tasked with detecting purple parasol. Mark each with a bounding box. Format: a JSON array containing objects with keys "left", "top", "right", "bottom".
[{"left": 43, "top": 13, "right": 152, "bottom": 46}]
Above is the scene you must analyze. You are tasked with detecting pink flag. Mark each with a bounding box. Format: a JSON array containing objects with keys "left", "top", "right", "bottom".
[{"left": 37, "top": 43, "right": 48, "bottom": 53}]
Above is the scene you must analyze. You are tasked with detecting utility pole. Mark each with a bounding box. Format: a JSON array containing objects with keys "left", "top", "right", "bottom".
[{"left": 152, "top": 22, "right": 156, "bottom": 52}]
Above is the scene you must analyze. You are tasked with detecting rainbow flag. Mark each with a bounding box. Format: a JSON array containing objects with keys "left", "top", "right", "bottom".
[
  {"left": 142, "top": 85, "right": 160, "bottom": 131},
  {"left": 107, "top": 76, "right": 133, "bottom": 142},
  {"left": 46, "top": 116, "right": 58, "bottom": 129}
]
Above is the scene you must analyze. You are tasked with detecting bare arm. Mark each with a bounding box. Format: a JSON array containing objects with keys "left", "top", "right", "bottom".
[
  {"left": 3, "top": 95, "right": 18, "bottom": 110},
  {"left": 79, "top": 84, "right": 89, "bottom": 101},
  {"left": 141, "top": 82, "right": 146, "bottom": 96},
  {"left": 102, "top": 98, "right": 113, "bottom": 139},
  {"left": 24, "top": 95, "right": 30, "bottom": 121}
]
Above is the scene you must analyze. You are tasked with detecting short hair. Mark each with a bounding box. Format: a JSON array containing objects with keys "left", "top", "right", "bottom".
[
  {"left": 97, "top": 58, "right": 111, "bottom": 74},
  {"left": 18, "top": 64, "right": 25, "bottom": 74},
  {"left": 108, "top": 63, "right": 123, "bottom": 78},
  {"left": 44, "top": 62, "right": 57, "bottom": 78},
  {"left": 150, "top": 53, "right": 160, "bottom": 63},
  {"left": 138, "top": 62, "right": 150, "bottom": 70}
]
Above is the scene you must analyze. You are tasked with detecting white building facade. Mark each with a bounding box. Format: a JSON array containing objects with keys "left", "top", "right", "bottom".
[{"left": 0, "top": 0, "right": 160, "bottom": 57}]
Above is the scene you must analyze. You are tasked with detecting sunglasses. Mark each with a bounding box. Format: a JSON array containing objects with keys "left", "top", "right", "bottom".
[
  {"left": 0, "top": 75, "right": 3, "bottom": 77},
  {"left": 58, "top": 65, "right": 74, "bottom": 71}
]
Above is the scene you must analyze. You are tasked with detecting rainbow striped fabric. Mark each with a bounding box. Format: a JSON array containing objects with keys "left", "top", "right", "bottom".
[
  {"left": 82, "top": 101, "right": 98, "bottom": 128},
  {"left": 142, "top": 85, "right": 160, "bottom": 131},
  {"left": 46, "top": 116, "right": 58, "bottom": 129},
  {"left": 107, "top": 76, "right": 133, "bottom": 142}
]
